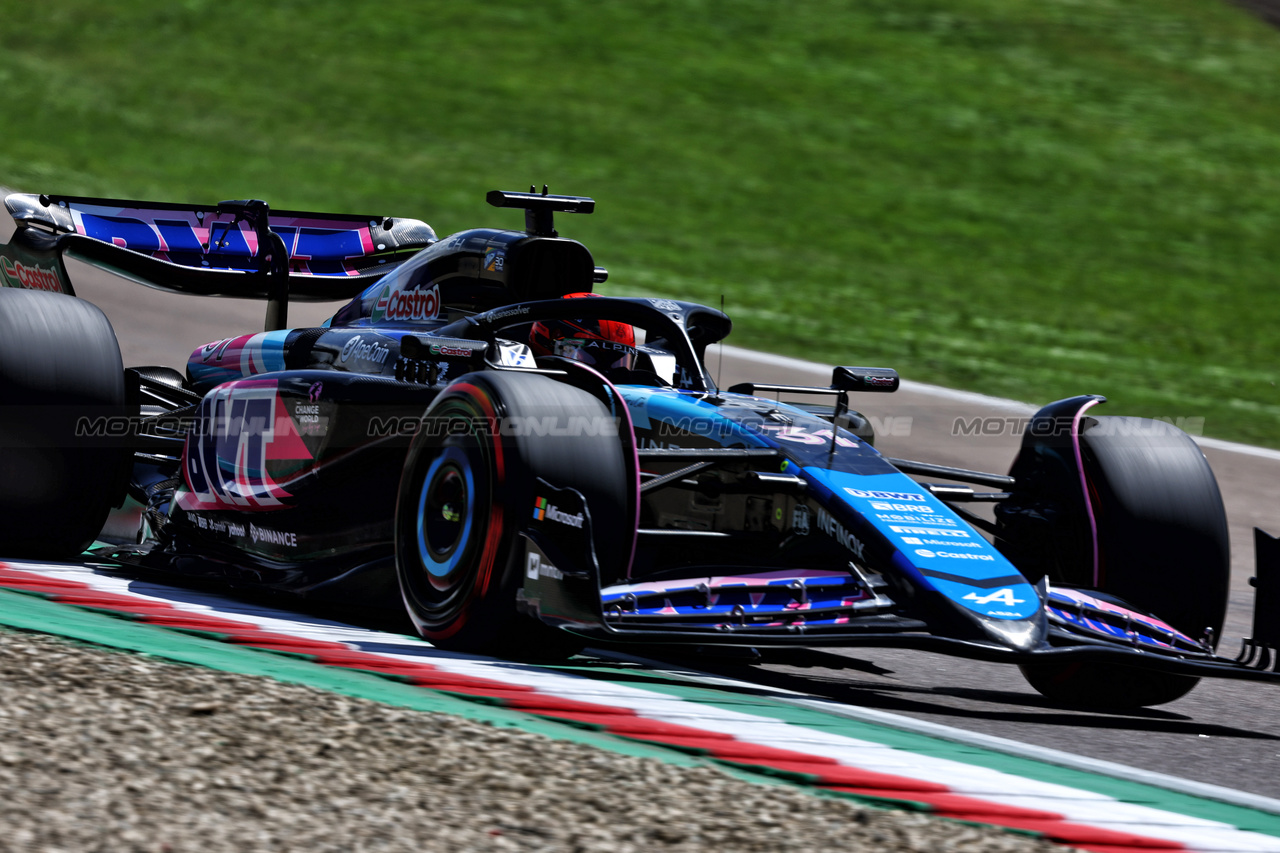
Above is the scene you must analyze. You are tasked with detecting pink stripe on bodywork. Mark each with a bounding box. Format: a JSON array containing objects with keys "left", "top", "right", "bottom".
[{"left": 1071, "top": 399, "right": 1103, "bottom": 587}]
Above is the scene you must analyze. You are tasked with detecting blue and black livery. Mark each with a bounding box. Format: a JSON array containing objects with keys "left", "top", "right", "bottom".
[{"left": 1, "top": 186, "right": 1278, "bottom": 709}]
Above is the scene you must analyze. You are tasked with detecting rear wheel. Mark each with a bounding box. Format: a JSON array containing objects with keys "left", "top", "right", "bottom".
[
  {"left": 1004, "top": 416, "right": 1229, "bottom": 708},
  {"left": 0, "top": 289, "right": 128, "bottom": 558},
  {"left": 394, "top": 371, "right": 631, "bottom": 659}
]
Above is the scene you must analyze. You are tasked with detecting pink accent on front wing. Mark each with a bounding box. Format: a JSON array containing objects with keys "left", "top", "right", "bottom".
[
  {"left": 1052, "top": 588, "right": 1197, "bottom": 645},
  {"left": 602, "top": 569, "right": 854, "bottom": 597}
]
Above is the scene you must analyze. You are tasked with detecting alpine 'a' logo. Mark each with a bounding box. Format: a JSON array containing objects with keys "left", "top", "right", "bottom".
[
  {"left": 371, "top": 282, "right": 441, "bottom": 323},
  {"left": 964, "top": 588, "right": 1024, "bottom": 607}
]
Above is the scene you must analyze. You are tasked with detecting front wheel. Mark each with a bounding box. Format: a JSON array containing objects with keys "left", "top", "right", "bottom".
[
  {"left": 1002, "top": 415, "right": 1229, "bottom": 708},
  {"left": 393, "top": 371, "right": 632, "bottom": 659}
]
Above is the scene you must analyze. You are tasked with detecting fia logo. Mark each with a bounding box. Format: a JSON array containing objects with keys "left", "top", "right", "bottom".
[{"left": 792, "top": 505, "right": 811, "bottom": 536}]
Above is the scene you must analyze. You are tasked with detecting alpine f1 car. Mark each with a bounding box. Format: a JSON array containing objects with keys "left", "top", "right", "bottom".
[{"left": 1, "top": 187, "right": 1277, "bottom": 709}]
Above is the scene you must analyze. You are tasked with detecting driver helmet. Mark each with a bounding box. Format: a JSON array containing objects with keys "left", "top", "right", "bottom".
[{"left": 528, "top": 292, "right": 637, "bottom": 375}]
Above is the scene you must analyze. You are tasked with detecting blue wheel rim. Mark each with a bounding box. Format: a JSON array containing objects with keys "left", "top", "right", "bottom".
[{"left": 416, "top": 449, "right": 477, "bottom": 582}]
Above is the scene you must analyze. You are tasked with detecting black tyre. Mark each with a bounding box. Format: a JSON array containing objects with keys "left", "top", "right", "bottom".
[
  {"left": 0, "top": 289, "right": 128, "bottom": 557},
  {"left": 1013, "top": 416, "right": 1229, "bottom": 708},
  {"left": 394, "top": 371, "right": 632, "bottom": 659}
]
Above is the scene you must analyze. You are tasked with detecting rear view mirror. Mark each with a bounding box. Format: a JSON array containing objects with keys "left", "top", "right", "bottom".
[{"left": 832, "top": 366, "right": 899, "bottom": 393}]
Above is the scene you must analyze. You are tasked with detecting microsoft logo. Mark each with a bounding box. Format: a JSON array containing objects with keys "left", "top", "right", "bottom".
[{"left": 531, "top": 496, "right": 584, "bottom": 528}]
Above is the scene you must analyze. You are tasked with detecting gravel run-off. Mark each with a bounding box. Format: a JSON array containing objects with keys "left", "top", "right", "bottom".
[{"left": 0, "top": 628, "right": 1074, "bottom": 852}]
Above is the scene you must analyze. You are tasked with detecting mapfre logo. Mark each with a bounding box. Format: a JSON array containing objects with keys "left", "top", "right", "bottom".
[
  {"left": 371, "top": 282, "right": 440, "bottom": 323},
  {"left": 1, "top": 257, "right": 62, "bottom": 292}
]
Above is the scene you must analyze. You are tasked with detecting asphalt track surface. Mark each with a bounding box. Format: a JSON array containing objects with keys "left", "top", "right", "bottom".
[{"left": 64, "top": 257, "right": 1280, "bottom": 801}]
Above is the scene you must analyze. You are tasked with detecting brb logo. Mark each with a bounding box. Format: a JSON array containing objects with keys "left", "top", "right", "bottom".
[{"left": 179, "top": 381, "right": 313, "bottom": 511}]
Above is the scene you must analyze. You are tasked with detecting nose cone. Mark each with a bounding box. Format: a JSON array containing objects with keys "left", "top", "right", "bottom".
[{"left": 975, "top": 603, "right": 1048, "bottom": 653}]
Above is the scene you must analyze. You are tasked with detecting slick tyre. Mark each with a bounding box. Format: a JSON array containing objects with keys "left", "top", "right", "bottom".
[
  {"left": 1017, "top": 416, "right": 1229, "bottom": 708},
  {"left": 0, "top": 289, "right": 128, "bottom": 558},
  {"left": 394, "top": 371, "right": 631, "bottom": 659}
]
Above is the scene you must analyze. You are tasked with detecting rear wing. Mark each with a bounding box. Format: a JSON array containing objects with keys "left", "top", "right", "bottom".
[{"left": 1, "top": 193, "right": 436, "bottom": 329}]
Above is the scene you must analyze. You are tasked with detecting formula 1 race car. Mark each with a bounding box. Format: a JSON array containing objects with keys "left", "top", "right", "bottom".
[{"left": 1, "top": 187, "right": 1277, "bottom": 709}]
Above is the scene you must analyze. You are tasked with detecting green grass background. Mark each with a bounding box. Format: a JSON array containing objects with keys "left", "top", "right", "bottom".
[{"left": 2, "top": 0, "right": 1279, "bottom": 445}]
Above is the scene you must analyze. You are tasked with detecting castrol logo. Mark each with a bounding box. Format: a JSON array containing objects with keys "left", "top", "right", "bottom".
[
  {"left": 372, "top": 282, "right": 440, "bottom": 323},
  {"left": 1, "top": 257, "right": 62, "bottom": 292}
]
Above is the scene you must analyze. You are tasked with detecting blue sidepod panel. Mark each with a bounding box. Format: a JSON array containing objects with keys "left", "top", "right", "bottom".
[
  {"left": 806, "top": 469, "right": 1040, "bottom": 621},
  {"left": 622, "top": 387, "right": 770, "bottom": 447}
]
